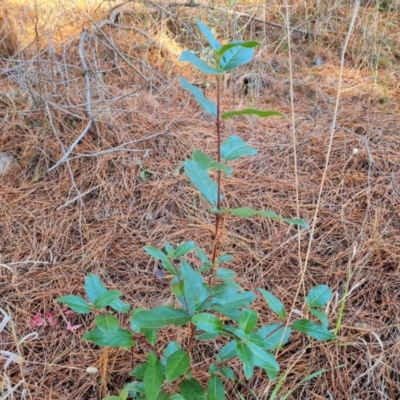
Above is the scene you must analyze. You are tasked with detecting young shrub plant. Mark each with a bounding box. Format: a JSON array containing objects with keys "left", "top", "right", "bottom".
[{"left": 57, "top": 20, "right": 334, "bottom": 400}]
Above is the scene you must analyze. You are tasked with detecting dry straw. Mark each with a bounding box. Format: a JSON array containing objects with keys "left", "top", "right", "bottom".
[{"left": 1, "top": 0, "right": 400, "bottom": 399}]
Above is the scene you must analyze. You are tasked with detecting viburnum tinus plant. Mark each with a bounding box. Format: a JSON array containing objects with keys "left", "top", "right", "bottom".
[{"left": 57, "top": 20, "right": 334, "bottom": 400}]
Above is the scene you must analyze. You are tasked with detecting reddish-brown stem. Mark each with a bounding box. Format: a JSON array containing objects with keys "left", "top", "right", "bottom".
[
  {"left": 187, "top": 323, "right": 196, "bottom": 353},
  {"left": 208, "top": 76, "right": 222, "bottom": 283}
]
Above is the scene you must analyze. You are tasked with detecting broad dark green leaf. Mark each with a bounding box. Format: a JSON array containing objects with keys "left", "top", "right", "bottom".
[
  {"left": 144, "top": 355, "right": 163, "bottom": 400},
  {"left": 259, "top": 289, "right": 286, "bottom": 320},
  {"left": 222, "top": 109, "right": 284, "bottom": 120},
  {"left": 211, "top": 284, "right": 255, "bottom": 309},
  {"left": 196, "top": 331, "right": 220, "bottom": 341},
  {"left": 144, "top": 246, "right": 169, "bottom": 262},
  {"left": 109, "top": 298, "right": 130, "bottom": 313},
  {"left": 56, "top": 295, "right": 91, "bottom": 314},
  {"left": 247, "top": 341, "right": 279, "bottom": 381},
  {"left": 218, "top": 254, "right": 234, "bottom": 263},
  {"left": 165, "top": 349, "right": 190, "bottom": 382},
  {"left": 195, "top": 246, "right": 209, "bottom": 263},
  {"left": 180, "top": 77, "right": 217, "bottom": 116},
  {"left": 193, "top": 150, "right": 233, "bottom": 175},
  {"left": 292, "top": 319, "right": 335, "bottom": 341},
  {"left": 215, "top": 268, "right": 241, "bottom": 290},
  {"left": 220, "top": 366, "right": 235, "bottom": 380},
  {"left": 221, "top": 136, "right": 257, "bottom": 161},
  {"left": 131, "top": 307, "right": 191, "bottom": 329},
  {"left": 196, "top": 19, "right": 221, "bottom": 50},
  {"left": 227, "top": 207, "right": 309, "bottom": 228},
  {"left": 124, "top": 381, "right": 144, "bottom": 395},
  {"left": 180, "top": 51, "right": 223, "bottom": 75},
  {"left": 130, "top": 362, "right": 148, "bottom": 379},
  {"left": 238, "top": 308, "right": 258, "bottom": 333},
  {"left": 102, "top": 396, "right": 121, "bottom": 400},
  {"left": 83, "top": 327, "right": 134, "bottom": 347},
  {"left": 95, "top": 315, "right": 119, "bottom": 332},
  {"left": 175, "top": 241, "right": 196, "bottom": 257},
  {"left": 162, "top": 341, "right": 182, "bottom": 366},
  {"left": 169, "top": 395, "right": 186, "bottom": 400},
  {"left": 162, "top": 259, "right": 177, "bottom": 276},
  {"left": 184, "top": 159, "right": 218, "bottom": 206},
  {"left": 93, "top": 290, "right": 121, "bottom": 309},
  {"left": 222, "top": 325, "right": 249, "bottom": 341},
  {"left": 309, "top": 308, "right": 329, "bottom": 328},
  {"left": 236, "top": 342, "right": 254, "bottom": 380},
  {"left": 255, "top": 323, "right": 291, "bottom": 350},
  {"left": 158, "top": 392, "right": 169, "bottom": 400},
  {"left": 217, "top": 40, "right": 259, "bottom": 57},
  {"left": 306, "top": 285, "right": 332, "bottom": 308},
  {"left": 84, "top": 274, "right": 107, "bottom": 304},
  {"left": 210, "top": 304, "right": 240, "bottom": 322},
  {"left": 218, "top": 340, "right": 237, "bottom": 362},
  {"left": 164, "top": 242, "right": 175, "bottom": 257},
  {"left": 192, "top": 313, "right": 223, "bottom": 333},
  {"left": 220, "top": 46, "right": 255, "bottom": 71},
  {"left": 208, "top": 375, "right": 225, "bottom": 400},
  {"left": 144, "top": 328, "right": 158, "bottom": 345},
  {"left": 179, "top": 378, "right": 207, "bottom": 400},
  {"left": 172, "top": 280, "right": 185, "bottom": 296}
]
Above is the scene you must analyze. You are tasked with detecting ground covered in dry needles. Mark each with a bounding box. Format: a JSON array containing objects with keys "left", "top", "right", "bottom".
[{"left": 1, "top": 1, "right": 400, "bottom": 399}]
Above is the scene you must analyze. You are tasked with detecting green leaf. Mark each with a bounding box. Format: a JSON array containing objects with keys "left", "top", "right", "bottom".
[
  {"left": 165, "top": 242, "right": 175, "bottom": 257},
  {"left": 162, "top": 259, "right": 177, "bottom": 276},
  {"left": 165, "top": 349, "right": 190, "bottom": 382},
  {"left": 208, "top": 375, "right": 225, "bottom": 400},
  {"left": 144, "top": 328, "right": 158, "bottom": 345},
  {"left": 222, "top": 109, "right": 284, "bottom": 120},
  {"left": 218, "top": 254, "right": 234, "bottom": 263},
  {"left": 83, "top": 327, "right": 134, "bottom": 347},
  {"left": 130, "top": 363, "right": 148, "bottom": 379},
  {"left": 84, "top": 274, "right": 107, "bottom": 304},
  {"left": 56, "top": 295, "right": 91, "bottom": 314},
  {"left": 95, "top": 315, "right": 119, "bottom": 332},
  {"left": 221, "top": 136, "right": 257, "bottom": 161},
  {"left": 246, "top": 341, "right": 280, "bottom": 381},
  {"left": 193, "top": 150, "right": 233, "bottom": 175},
  {"left": 162, "top": 341, "right": 182, "bottom": 366},
  {"left": 169, "top": 395, "right": 186, "bottom": 400},
  {"left": 306, "top": 285, "right": 333, "bottom": 308},
  {"left": 226, "top": 207, "right": 309, "bottom": 228},
  {"left": 217, "top": 40, "right": 259, "bottom": 56},
  {"left": 255, "top": 323, "right": 291, "bottom": 350},
  {"left": 180, "top": 50, "right": 223, "bottom": 75},
  {"left": 109, "top": 298, "right": 130, "bottom": 313},
  {"left": 215, "top": 268, "right": 241, "bottom": 290},
  {"left": 184, "top": 159, "right": 218, "bottom": 206},
  {"left": 196, "top": 19, "right": 221, "bottom": 50},
  {"left": 211, "top": 284, "right": 255, "bottom": 309},
  {"left": 93, "top": 290, "right": 122, "bottom": 309},
  {"left": 196, "top": 331, "right": 220, "bottom": 341},
  {"left": 195, "top": 246, "right": 209, "bottom": 263},
  {"left": 209, "top": 304, "right": 240, "bottom": 322},
  {"left": 172, "top": 280, "right": 185, "bottom": 296},
  {"left": 144, "top": 355, "right": 163, "bottom": 400},
  {"left": 222, "top": 325, "right": 249, "bottom": 341},
  {"left": 192, "top": 313, "right": 223, "bottom": 333},
  {"left": 292, "top": 319, "right": 335, "bottom": 341},
  {"left": 236, "top": 342, "right": 254, "bottom": 380},
  {"left": 179, "top": 77, "right": 217, "bottom": 116},
  {"left": 103, "top": 397, "right": 122, "bottom": 400},
  {"left": 259, "top": 289, "right": 286, "bottom": 320},
  {"left": 309, "top": 308, "right": 329, "bottom": 328},
  {"left": 179, "top": 379, "right": 207, "bottom": 400},
  {"left": 144, "top": 246, "right": 169, "bottom": 262},
  {"left": 220, "top": 46, "right": 255, "bottom": 71},
  {"left": 218, "top": 340, "right": 237, "bottom": 362},
  {"left": 175, "top": 241, "right": 196, "bottom": 257},
  {"left": 238, "top": 308, "right": 258, "bottom": 333},
  {"left": 124, "top": 381, "right": 145, "bottom": 395},
  {"left": 220, "top": 366, "right": 235, "bottom": 380},
  {"left": 131, "top": 307, "right": 191, "bottom": 329}
]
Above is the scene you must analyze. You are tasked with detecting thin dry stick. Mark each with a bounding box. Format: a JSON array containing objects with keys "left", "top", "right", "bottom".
[
  {"left": 288, "top": 0, "right": 361, "bottom": 323},
  {"left": 48, "top": 30, "right": 93, "bottom": 172}
]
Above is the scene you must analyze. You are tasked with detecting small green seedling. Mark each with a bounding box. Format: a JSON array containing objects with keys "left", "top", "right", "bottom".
[{"left": 58, "top": 20, "right": 334, "bottom": 399}]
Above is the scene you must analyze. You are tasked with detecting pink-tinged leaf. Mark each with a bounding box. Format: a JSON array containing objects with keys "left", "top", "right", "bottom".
[
  {"left": 31, "top": 313, "right": 47, "bottom": 328},
  {"left": 63, "top": 305, "right": 75, "bottom": 316},
  {"left": 45, "top": 312, "right": 58, "bottom": 327},
  {"left": 66, "top": 321, "right": 83, "bottom": 333}
]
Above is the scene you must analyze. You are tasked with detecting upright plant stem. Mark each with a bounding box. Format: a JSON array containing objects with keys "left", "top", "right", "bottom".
[{"left": 211, "top": 76, "right": 222, "bottom": 267}]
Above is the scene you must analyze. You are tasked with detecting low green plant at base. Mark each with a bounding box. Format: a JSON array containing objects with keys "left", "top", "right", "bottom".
[{"left": 58, "top": 20, "right": 334, "bottom": 400}]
